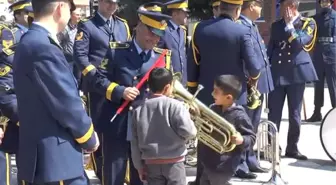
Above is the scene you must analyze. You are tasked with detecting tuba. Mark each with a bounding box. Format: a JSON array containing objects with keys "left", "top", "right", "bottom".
[{"left": 172, "top": 74, "right": 238, "bottom": 154}]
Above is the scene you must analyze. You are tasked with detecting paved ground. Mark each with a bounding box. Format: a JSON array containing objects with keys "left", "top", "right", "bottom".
[{"left": 9, "top": 86, "right": 336, "bottom": 185}]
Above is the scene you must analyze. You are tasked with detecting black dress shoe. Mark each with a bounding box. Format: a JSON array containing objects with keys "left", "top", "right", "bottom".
[
  {"left": 305, "top": 112, "right": 322, "bottom": 122},
  {"left": 285, "top": 152, "right": 308, "bottom": 160},
  {"left": 249, "top": 166, "right": 269, "bottom": 173},
  {"left": 234, "top": 170, "right": 257, "bottom": 179}
]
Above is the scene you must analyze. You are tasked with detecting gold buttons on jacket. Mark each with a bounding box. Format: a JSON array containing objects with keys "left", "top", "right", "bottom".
[
  {"left": 279, "top": 53, "right": 282, "bottom": 56},
  {"left": 288, "top": 60, "right": 291, "bottom": 62},
  {"left": 278, "top": 61, "right": 281, "bottom": 64},
  {"left": 288, "top": 52, "right": 291, "bottom": 55},
  {"left": 133, "top": 76, "right": 137, "bottom": 80}
]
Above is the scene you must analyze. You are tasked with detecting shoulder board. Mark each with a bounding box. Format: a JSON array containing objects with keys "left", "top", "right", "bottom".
[
  {"left": 153, "top": 47, "right": 172, "bottom": 55},
  {"left": 115, "top": 16, "right": 127, "bottom": 23},
  {"left": 80, "top": 16, "right": 93, "bottom": 23},
  {"left": 2, "top": 48, "right": 14, "bottom": 56},
  {"left": 180, "top": 25, "right": 187, "bottom": 30},
  {"left": 109, "top": 42, "right": 130, "bottom": 49}
]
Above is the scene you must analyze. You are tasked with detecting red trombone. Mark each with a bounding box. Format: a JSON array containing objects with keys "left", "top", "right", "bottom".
[{"left": 110, "top": 49, "right": 168, "bottom": 122}]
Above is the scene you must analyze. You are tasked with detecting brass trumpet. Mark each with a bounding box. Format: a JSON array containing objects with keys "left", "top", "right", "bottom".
[{"left": 172, "top": 74, "right": 238, "bottom": 154}]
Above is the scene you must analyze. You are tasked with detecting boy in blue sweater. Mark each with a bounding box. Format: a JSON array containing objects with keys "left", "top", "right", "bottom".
[{"left": 198, "top": 74, "right": 256, "bottom": 185}]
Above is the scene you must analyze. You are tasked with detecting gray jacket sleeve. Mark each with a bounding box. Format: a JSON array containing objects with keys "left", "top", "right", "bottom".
[
  {"left": 171, "top": 102, "right": 197, "bottom": 140},
  {"left": 131, "top": 111, "right": 144, "bottom": 171}
]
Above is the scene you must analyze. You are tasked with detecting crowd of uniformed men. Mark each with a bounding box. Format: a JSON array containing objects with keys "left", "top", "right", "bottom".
[{"left": 0, "top": 0, "right": 335, "bottom": 185}]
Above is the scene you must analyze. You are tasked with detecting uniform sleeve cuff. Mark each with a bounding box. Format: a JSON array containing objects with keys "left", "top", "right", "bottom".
[
  {"left": 187, "top": 81, "right": 198, "bottom": 88},
  {"left": 81, "top": 64, "right": 96, "bottom": 76},
  {"left": 110, "top": 85, "right": 126, "bottom": 102},
  {"left": 77, "top": 124, "right": 97, "bottom": 150},
  {"left": 250, "top": 72, "right": 260, "bottom": 80}
]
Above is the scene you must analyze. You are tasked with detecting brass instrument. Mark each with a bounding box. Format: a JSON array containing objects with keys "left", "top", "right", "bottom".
[
  {"left": 257, "top": 120, "right": 288, "bottom": 185},
  {"left": 247, "top": 82, "right": 261, "bottom": 110},
  {"left": 172, "top": 74, "right": 238, "bottom": 154},
  {"left": 0, "top": 115, "right": 9, "bottom": 131}
]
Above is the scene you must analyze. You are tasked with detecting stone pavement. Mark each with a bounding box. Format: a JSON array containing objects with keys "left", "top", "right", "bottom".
[{"left": 9, "top": 86, "right": 336, "bottom": 185}]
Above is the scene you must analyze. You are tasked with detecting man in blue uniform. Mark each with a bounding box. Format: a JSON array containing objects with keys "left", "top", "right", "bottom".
[
  {"left": 85, "top": 6, "right": 172, "bottom": 185},
  {"left": 9, "top": 0, "right": 32, "bottom": 43},
  {"left": 187, "top": 0, "right": 261, "bottom": 184},
  {"left": 236, "top": 0, "right": 274, "bottom": 177},
  {"left": 306, "top": 0, "right": 336, "bottom": 122},
  {"left": 73, "top": 0, "right": 130, "bottom": 179},
  {"left": 267, "top": 0, "right": 318, "bottom": 160},
  {"left": 13, "top": 0, "right": 99, "bottom": 184},
  {"left": 0, "top": 9, "right": 35, "bottom": 185},
  {"left": 0, "top": 25, "right": 16, "bottom": 185},
  {"left": 158, "top": 0, "right": 189, "bottom": 85},
  {"left": 0, "top": 45, "right": 20, "bottom": 185}
]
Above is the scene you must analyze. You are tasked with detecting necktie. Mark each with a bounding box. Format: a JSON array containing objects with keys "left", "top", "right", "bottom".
[{"left": 140, "top": 51, "right": 147, "bottom": 62}]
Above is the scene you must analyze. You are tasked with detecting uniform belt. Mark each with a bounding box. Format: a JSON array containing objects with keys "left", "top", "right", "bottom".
[{"left": 317, "top": 37, "right": 336, "bottom": 43}]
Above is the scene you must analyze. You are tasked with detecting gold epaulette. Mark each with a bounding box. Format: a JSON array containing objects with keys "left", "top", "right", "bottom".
[
  {"left": 109, "top": 41, "right": 130, "bottom": 49},
  {"left": 153, "top": 47, "right": 172, "bottom": 55},
  {"left": 115, "top": 16, "right": 128, "bottom": 23},
  {"left": 180, "top": 25, "right": 187, "bottom": 30},
  {"left": 2, "top": 48, "right": 14, "bottom": 56}
]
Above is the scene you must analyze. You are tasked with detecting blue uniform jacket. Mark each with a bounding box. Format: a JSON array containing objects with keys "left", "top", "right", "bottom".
[
  {"left": 267, "top": 16, "right": 318, "bottom": 87},
  {"left": 312, "top": 8, "right": 336, "bottom": 65},
  {"left": 238, "top": 16, "right": 274, "bottom": 94},
  {"left": 158, "top": 21, "right": 187, "bottom": 85},
  {"left": 73, "top": 13, "right": 131, "bottom": 92},
  {"left": 13, "top": 24, "right": 97, "bottom": 183},
  {"left": 187, "top": 14, "right": 262, "bottom": 106},
  {"left": 0, "top": 46, "right": 19, "bottom": 154},
  {"left": 199, "top": 105, "right": 255, "bottom": 173},
  {"left": 90, "top": 41, "right": 172, "bottom": 139}
]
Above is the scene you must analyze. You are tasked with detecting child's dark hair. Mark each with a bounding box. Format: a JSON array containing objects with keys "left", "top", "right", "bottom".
[
  {"left": 148, "top": 67, "right": 173, "bottom": 93},
  {"left": 214, "top": 75, "right": 242, "bottom": 99}
]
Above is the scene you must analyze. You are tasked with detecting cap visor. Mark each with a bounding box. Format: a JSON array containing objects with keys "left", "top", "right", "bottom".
[
  {"left": 149, "top": 27, "right": 165, "bottom": 37},
  {"left": 182, "top": 8, "right": 190, "bottom": 12}
]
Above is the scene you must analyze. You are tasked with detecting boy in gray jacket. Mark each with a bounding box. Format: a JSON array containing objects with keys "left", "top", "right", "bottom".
[{"left": 131, "top": 67, "right": 197, "bottom": 185}]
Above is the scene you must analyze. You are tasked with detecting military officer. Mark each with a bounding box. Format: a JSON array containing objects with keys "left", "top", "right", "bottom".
[
  {"left": 211, "top": 0, "right": 221, "bottom": 18},
  {"left": 0, "top": 23, "right": 16, "bottom": 185},
  {"left": 8, "top": 0, "right": 32, "bottom": 43},
  {"left": 0, "top": 45, "right": 20, "bottom": 185},
  {"left": 235, "top": 0, "right": 273, "bottom": 177},
  {"left": 73, "top": 0, "right": 130, "bottom": 179},
  {"left": 157, "top": 0, "right": 189, "bottom": 85},
  {"left": 187, "top": 0, "right": 261, "bottom": 184},
  {"left": 86, "top": 7, "right": 172, "bottom": 185},
  {"left": 267, "top": 0, "right": 318, "bottom": 160},
  {"left": 306, "top": 0, "right": 336, "bottom": 122},
  {"left": 13, "top": 0, "right": 99, "bottom": 184}
]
